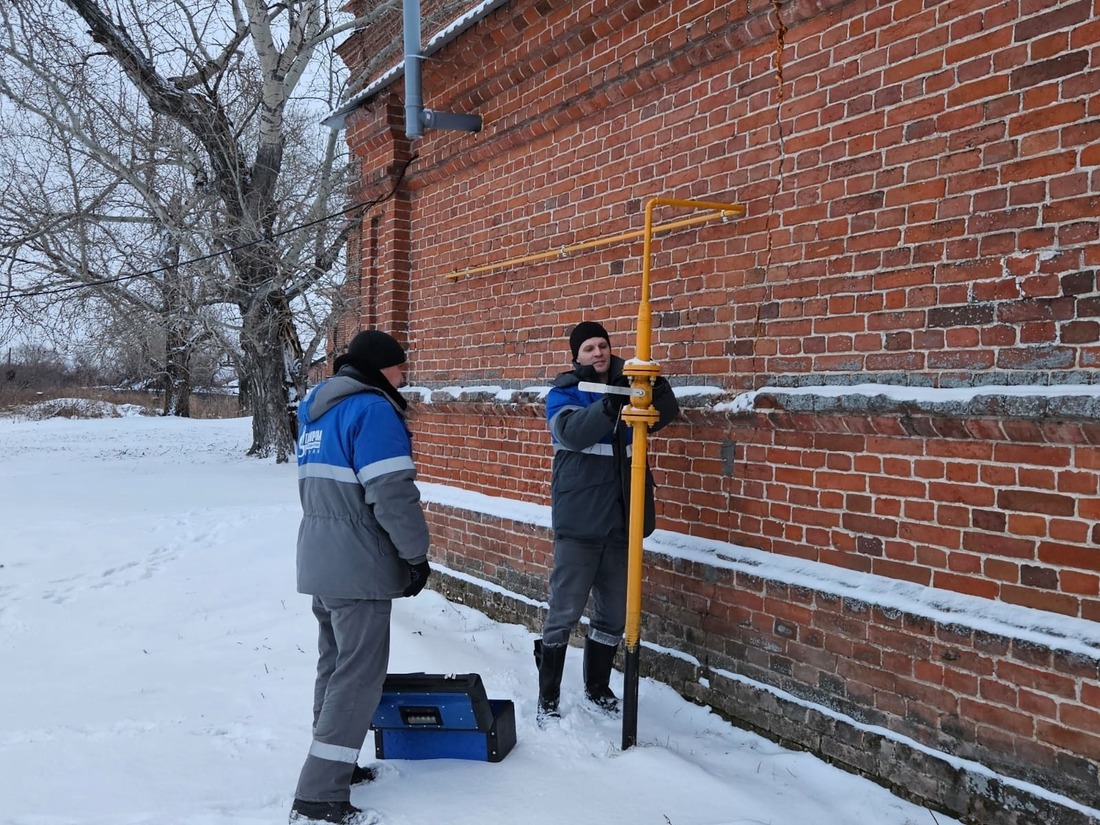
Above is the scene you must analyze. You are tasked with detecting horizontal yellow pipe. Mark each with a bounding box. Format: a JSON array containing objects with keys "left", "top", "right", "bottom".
[{"left": 443, "top": 204, "right": 746, "bottom": 281}]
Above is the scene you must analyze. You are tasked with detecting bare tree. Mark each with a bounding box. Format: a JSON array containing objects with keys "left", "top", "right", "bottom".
[
  {"left": 0, "top": 0, "right": 399, "bottom": 460},
  {"left": 0, "top": 79, "right": 225, "bottom": 416}
]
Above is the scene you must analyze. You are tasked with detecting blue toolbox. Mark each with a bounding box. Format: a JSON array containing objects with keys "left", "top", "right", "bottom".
[{"left": 370, "top": 673, "right": 516, "bottom": 763}]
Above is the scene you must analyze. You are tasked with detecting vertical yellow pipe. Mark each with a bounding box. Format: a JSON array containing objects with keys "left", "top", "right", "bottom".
[
  {"left": 620, "top": 197, "right": 743, "bottom": 749},
  {"left": 636, "top": 199, "right": 657, "bottom": 362},
  {"left": 623, "top": 415, "right": 650, "bottom": 650},
  {"left": 623, "top": 199, "right": 658, "bottom": 651}
]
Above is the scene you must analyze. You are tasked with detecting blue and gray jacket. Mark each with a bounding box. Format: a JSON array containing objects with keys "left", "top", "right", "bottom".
[
  {"left": 546, "top": 355, "right": 679, "bottom": 542},
  {"left": 295, "top": 368, "right": 429, "bottom": 599}
]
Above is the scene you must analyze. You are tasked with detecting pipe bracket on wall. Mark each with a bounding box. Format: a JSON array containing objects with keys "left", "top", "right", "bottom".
[{"left": 421, "top": 109, "right": 482, "bottom": 133}]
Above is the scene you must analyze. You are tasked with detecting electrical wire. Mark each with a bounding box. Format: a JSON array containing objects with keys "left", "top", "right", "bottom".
[{"left": 0, "top": 154, "right": 416, "bottom": 303}]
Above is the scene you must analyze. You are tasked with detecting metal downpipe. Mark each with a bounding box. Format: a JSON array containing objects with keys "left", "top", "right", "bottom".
[{"left": 403, "top": 0, "right": 424, "bottom": 138}]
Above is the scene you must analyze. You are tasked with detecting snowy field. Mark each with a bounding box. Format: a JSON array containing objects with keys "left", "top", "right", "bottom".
[{"left": 0, "top": 410, "right": 960, "bottom": 825}]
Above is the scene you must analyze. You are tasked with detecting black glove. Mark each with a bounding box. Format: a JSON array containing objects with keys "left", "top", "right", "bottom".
[
  {"left": 601, "top": 375, "right": 631, "bottom": 416},
  {"left": 653, "top": 377, "right": 672, "bottom": 400},
  {"left": 403, "top": 559, "right": 431, "bottom": 597}
]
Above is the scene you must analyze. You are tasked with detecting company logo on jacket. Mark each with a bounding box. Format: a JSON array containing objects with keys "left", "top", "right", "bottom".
[{"left": 298, "top": 429, "right": 323, "bottom": 459}]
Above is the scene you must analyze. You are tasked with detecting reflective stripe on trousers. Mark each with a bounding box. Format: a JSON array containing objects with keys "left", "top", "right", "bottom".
[{"left": 294, "top": 596, "right": 392, "bottom": 803}]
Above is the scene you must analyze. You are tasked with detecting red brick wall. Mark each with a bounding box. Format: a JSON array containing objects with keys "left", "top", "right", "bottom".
[
  {"left": 410, "top": 398, "right": 1100, "bottom": 615},
  {"left": 430, "top": 548, "right": 1099, "bottom": 823},
  {"left": 409, "top": 400, "right": 1100, "bottom": 609},
  {"left": 702, "top": 404, "right": 1100, "bottom": 621},
  {"left": 339, "top": 0, "right": 1100, "bottom": 820},
  {"left": 343, "top": 0, "right": 1100, "bottom": 386},
  {"left": 407, "top": 398, "right": 1100, "bottom": 818}
]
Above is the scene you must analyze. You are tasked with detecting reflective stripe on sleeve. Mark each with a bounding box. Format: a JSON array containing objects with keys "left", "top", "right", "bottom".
[
  {"left": 298, "top": 456, "right": 415, "bottom": 485},
  {"left": 357, "top": 455, "right": 415, "bottom": 483}
]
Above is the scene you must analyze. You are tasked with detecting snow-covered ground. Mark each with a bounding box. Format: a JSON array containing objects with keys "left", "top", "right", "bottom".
[{"left": 0, "top": 410, "right": 963, "bottom": 825}]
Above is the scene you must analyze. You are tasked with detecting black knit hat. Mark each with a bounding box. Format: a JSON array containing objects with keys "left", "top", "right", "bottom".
[
  {"left": 334, "top": 330, "right": 407, "bottom": 373},
  {"left": 568, "top": 321, "right": 611, "bottom": 360}
]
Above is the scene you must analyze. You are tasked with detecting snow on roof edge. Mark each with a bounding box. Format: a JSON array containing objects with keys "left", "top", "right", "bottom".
[{"left": 324, "top": 0, "right": 513, "bottom": 130}]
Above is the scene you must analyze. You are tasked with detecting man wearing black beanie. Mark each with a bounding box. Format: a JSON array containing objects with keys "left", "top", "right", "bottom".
[
  {"left": 535, "top": 320, "right": 679, "bottom": 725},
  {"left": 290, "top": 329, "right": 432, "bottom": 825},
  {"left": 331, "top": 329, "right": 410, "bottom": 411},
  {"left": 568, "top": 321, "right": 611, "bottom": 362}
]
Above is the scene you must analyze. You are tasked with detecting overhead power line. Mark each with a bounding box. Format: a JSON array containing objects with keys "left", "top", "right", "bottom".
[{"left": 0, "top": 155, "right": 415, "bottom": 304}]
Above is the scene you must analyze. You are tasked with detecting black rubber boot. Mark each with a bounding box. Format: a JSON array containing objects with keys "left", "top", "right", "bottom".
[
  {"left": 534, "top": 639, "right": 567, "bottom": 722},
  {"left": 583, "top": 637, "right": 620, "bottom": 714},
  {"left": 289, "top": 798, "right": 365, "bottom": 824},
  {"left": 350, "top": 764, "right": 376, "bottom": 786}
]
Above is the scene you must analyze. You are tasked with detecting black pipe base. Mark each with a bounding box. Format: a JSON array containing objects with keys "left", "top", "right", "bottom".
[{"left": 621, "top": 645, "right": 640, "bottom": 750}]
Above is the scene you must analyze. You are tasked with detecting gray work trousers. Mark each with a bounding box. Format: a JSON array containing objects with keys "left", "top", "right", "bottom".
[
  {"left": 295, "top": 596, "right": 392, "bottom": 803},
  {"left": 541, "top": 534, "right": 627, "bottom": 648}
]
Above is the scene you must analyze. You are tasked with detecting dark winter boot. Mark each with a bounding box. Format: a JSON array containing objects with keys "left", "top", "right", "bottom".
[
  {"left": 534, "top": 638, "right": 567, "bottom": 722},
  {"left": 289, "top": 798, "right": 365, "bottom": 824},
  {"left": 350, "top": 764, "right": 376, "bottom": 786},
  {"left": 583, "top": 637, "right": 620, "bottom": 714}
]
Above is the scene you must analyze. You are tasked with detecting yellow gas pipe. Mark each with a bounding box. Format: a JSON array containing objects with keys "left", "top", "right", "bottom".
[
  {"left": 620, "top": 197, "right": 745, "bottom": 750},
  {"left": 443, "top": 207, "right": 743, "bottom": 281}
]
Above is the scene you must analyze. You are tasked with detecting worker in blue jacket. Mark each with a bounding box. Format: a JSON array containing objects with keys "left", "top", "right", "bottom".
[
  {"left": 536, "top": 321, "right": 679, "bottom": 723},
  {"left": 290, "top": 330, "right": 431, "bottom": 825}
]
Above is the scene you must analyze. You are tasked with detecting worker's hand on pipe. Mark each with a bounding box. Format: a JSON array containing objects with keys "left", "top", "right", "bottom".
[{"left": 602, "top": 376, "right": 632, "bottom": 416}]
